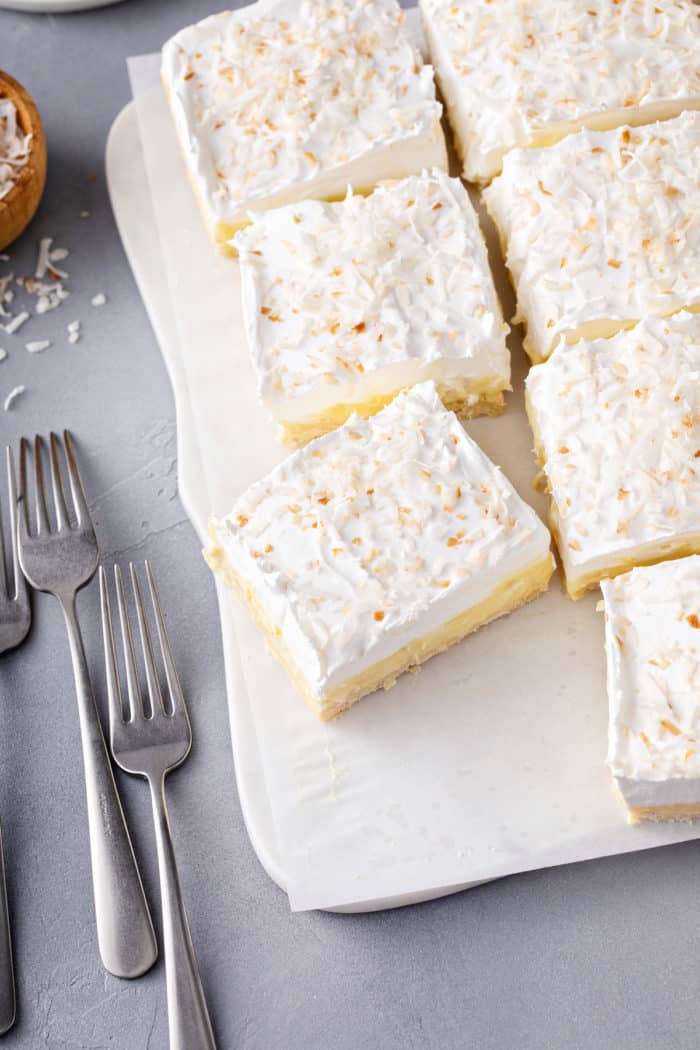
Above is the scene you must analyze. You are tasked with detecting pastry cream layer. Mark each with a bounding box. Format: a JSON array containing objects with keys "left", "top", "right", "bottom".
[
  {"left": 161, "top": 0, "right": 447, "bottom": 251},
  {"left": 207, "top": 540, "right": 553, "bottom": 720},
  {"left": 484, "top": 112, "right": 700, "bottom": 364},
  {"left": 420, "top": 0, "right": 700, "bottom": 184},
  {"left": 206, "top": 383, "right": 553, "bottom": 717},
  {"left": 236, "top": 171, "right": 509, "bottom": 441},
  {"left": 602, "top": 558, "right": 700, "bottom": 823},
  {"left": 526, "top": 313, "right": 700, "bottom": 598},
  {"left": 278, "top": 383, "right": 504, "bottom": 448}
]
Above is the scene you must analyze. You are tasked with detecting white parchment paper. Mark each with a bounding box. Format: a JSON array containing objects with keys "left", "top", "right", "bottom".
[{"left": 126, "top": 27, "right": 700, "bottom": 910}]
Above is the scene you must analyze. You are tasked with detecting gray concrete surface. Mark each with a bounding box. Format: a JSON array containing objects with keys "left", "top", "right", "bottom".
[{"left": 0, "top": 3, "right": 698, "bottom": 1048}]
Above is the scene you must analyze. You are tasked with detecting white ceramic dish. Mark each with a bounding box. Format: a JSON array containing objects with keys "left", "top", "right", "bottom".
[
  {"left": 0, "top": 0, "right": 124, "bottom": 12},
  {"left": 106, "top": 12, "right": 700, "bottom": 912}
]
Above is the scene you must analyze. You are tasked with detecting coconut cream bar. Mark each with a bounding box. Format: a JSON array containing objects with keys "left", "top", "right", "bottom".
[
  {"left": 206, "top": 382, "right": 554, "bottom": 719},
  {"left": 526, "top": 313, "right": 700, "bottom": 599},
  {"left": 235, "top": 170, "right": 510, "bottom": 446},
  {"left": 161, "top": 0, "right": 448, "bottom": 253},
  {"left": 484, "top": 111, "right": 700, "bottom": 363},
  {"left": 420, "top": 0, "right": 700, "bottom": 184},
  {"left": 602, "top": 556, "right": 700, "bottom": 823}
]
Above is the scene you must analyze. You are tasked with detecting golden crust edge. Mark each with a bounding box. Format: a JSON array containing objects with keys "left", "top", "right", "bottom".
[{"left": 204, "top": 532, "right": 554, "bottom": 720}]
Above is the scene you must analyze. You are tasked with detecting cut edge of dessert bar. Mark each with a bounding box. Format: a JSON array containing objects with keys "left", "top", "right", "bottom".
[
  {"left": 419, "top": 0, "right": 700, "bottom": 184},
  {"left": 525, "top": 313, "right": 700, "bottom": 600},
  {"left": 161, "top": 0, "right": 448, "bottom": 254},
  {"left": 601, "top": 558, "right": 700, "bottom": 824},
  {"left": 235, "top": 171, "right": 511, "bottom": 445},
  {"left": 205, "top": 382, "right": 554, "bottom": 719}
]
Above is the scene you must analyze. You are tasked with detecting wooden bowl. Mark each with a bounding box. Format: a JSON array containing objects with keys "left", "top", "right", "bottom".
[{"left": 0, "top": 71, "right": 47, "bottom": 252}]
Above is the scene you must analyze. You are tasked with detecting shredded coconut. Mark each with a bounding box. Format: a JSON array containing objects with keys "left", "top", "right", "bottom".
[
  {"left": 0, "top": 98, "right": 31, "bottom": 202},
  {"left": 25, "top": 339, "right": 50, "bottom": 353},
  {"left": 3, "top": 385, "right": 24, "bottom": 410},
  {"left": 3, "top": 310, "right": 29, "bottom": 334},
  {"left": 0, "top": 349, "right": 6, "bottom": 362},
  {"left": 91, "top": 292, "right": 106, "bottom": 307}
]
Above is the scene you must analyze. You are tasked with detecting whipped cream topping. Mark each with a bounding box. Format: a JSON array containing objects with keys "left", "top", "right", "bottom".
[
  {"left": 603, "top": 556, "right": 700, "bottom": 797},
  {"left": 211, "top": 382, "right": 552, "bottom": 702},
  {"left": 0, "top": 97, "right": 31, "bottom": 202},
  {"left": 235, "top": 169, "right": 509, "bottom": 422},
  {"left": 526, "top": 312, "right": 700, "bottom": 591},
  {"left": 420, "top": 0, "right": 700, "bottom": 183},
  {"left": 162, "top": 0, "right": 444, "bottom": 234},
  {"left": 484, "top": 111, "right": 700, "bottom": 363}
]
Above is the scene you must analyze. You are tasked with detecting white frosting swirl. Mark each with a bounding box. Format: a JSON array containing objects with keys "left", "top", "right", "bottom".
[
  {"left": 484, "top": 111, "right": 700, "bottom": 362},
  {"left": 161, "top": 0, "right": 445, "bottom": 235},
  {"left": 211, "top": 382, "right": 552, "bottom": 701},
  {"left": 603, "top": 556, "right": 700, "bottom": 806},
  {"left": 420, "top": 0, "right": 700, "bottom": 182},
  {"left": 235, "top": 169, "right": 509, "bottom": 423},
  {"left": 526, "top": 312, "right": 700, "bottom": 594}
]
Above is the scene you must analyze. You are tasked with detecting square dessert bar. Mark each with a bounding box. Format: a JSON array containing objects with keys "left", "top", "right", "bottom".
[
  {"left": 206, "top": 382, "right": 554, "bottom": 720},
  {"left": 526, "top": 313, "right": 700, "bottom": 600},
  {"left": 602, "top": 556, "right": 700, "bottom": 823},
  {"left": 235, "top": 169, "right": 510, "bottom": 446},
  {"left": 161, "top": 0, "right": 447, "bottom": 253},
  {"left": 484, "top": 111, "right": 700, "bottom": 363},
  {"left": 420, "top": 0, "right": 700, "bottom": 184}
]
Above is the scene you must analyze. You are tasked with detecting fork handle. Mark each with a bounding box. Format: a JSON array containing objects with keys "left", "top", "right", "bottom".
[
  {"left": 149, "top": 775, "right": 216, "bottom": 1050},
  {"left": 61, "top": 595, "right": 158, "bottom": 979},
  {"left": 0, "top": 823, "right": 15, "bottom": 1035}
]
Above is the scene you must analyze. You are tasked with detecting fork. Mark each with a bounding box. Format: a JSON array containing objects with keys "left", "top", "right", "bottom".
[
  {"left": 101, "top": 561, "right": 216, "bottom": 1050},
  {"left": 16, "top": 432, "right": 157, "bottom": 979},
  {"left": 0, "top": 448, "right": 30, "bottom": 1034}
]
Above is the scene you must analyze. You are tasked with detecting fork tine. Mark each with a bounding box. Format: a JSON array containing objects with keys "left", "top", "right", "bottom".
[
  {"left": 17, "top": 438, "right": 30, "bottom": 549},
  {"left": 0, "top": 455, "right": 7, "bottom": 599},
  {"left": 33, "top": 436, "right": 50, "bottom": 535},
  {"left": 49, "top": 433, "right": 69, "bottom": 532},
  {"left": 6, "top": 448, "right": 23, "bottom": 603},
  {"left": 114, "top": 565, "right": 144, "bottom": 721},
  {"left": 100, "top": 567, "right": 127, "bottom": 729},
  {"left": 145, "top": 561, "right": 188, "bottom": 721},
  {"left": 130, "top": 563, "right": 165, "bottom": 718},
  {"left": 63, "top": 431, "right": 90, "bottom": 527}
]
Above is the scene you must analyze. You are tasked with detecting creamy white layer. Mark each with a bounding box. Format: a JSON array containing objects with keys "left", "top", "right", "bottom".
[
  {"left": 526, "top": 313, "right": 700, "bottom": 594},
  {"left": 420, "top": 0, "right": 700, "bottom": 183},
  {"left": 235, "top": 170, "right": 509, "bottom": 426},
  {"left": 602, "top": 557, "right": 700, "bottom": 812},
  {"left": 209, "top": 382, "right": 552, "bottom": 705},
  {"left": 484, "top": 111, "right": 700, "bottom": 363},
  {"left": 161, "top": 0, "right": 447, "bottom": 241}
]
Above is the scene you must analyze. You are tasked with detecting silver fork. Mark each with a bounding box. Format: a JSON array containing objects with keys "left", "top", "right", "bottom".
[
  {"left": 101, "top": 562, "right": 216, "bottom": 1050},
  {"left": 0, "top": 448, "right": 29, "bottom": 1035},
  {"left": 16, "top": 432, "right": 157, "bottom": 979}
]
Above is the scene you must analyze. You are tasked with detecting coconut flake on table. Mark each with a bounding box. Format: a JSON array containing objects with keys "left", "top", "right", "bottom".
[
  {"left": 3, "top": 385, "right": 24, "bottom": 410},
  {"left": 91, "top": 292, "right": 106, "bottom": 307},
  {"left": 67, "top": 320, "right": 80, "bottom": 344},
  {"left": 0, "top": 98, "right": 31, "bottom": 202},
  {"left": 0, "top": 349, "right": 6, "bottom": 362},
  {"left": 25, "top": 339, "right": 50, "bottom": 353},
  {"left": 3, "top": 309, "right": 29, "bottom": 334}
]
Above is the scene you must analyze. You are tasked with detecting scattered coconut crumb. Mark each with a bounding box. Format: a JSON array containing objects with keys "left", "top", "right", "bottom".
[
  {"left": 67, "top": 320, "right": 80, "bottom": 344},
  {"left": 0, "top": 349, "right": 6, "bottom": 362},
  {"left": 26, "top": 339, "right": 50, "bottom": 353},
  {"left": 91, "top": 292, "right": 106, "bottom": 307},
  {"left": 80, "top": 211, "right": 90, "bottom": 219},
  {"left": 3, "top": 385, "right": 24, "bottom": 411},
  {"left": 3, "top": 310, "right": 29, "bottom": 335}
]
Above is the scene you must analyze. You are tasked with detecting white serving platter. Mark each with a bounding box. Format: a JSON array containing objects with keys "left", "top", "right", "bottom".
[{"left": 106, "top": 14, "right": 700, "bottom": 912}]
